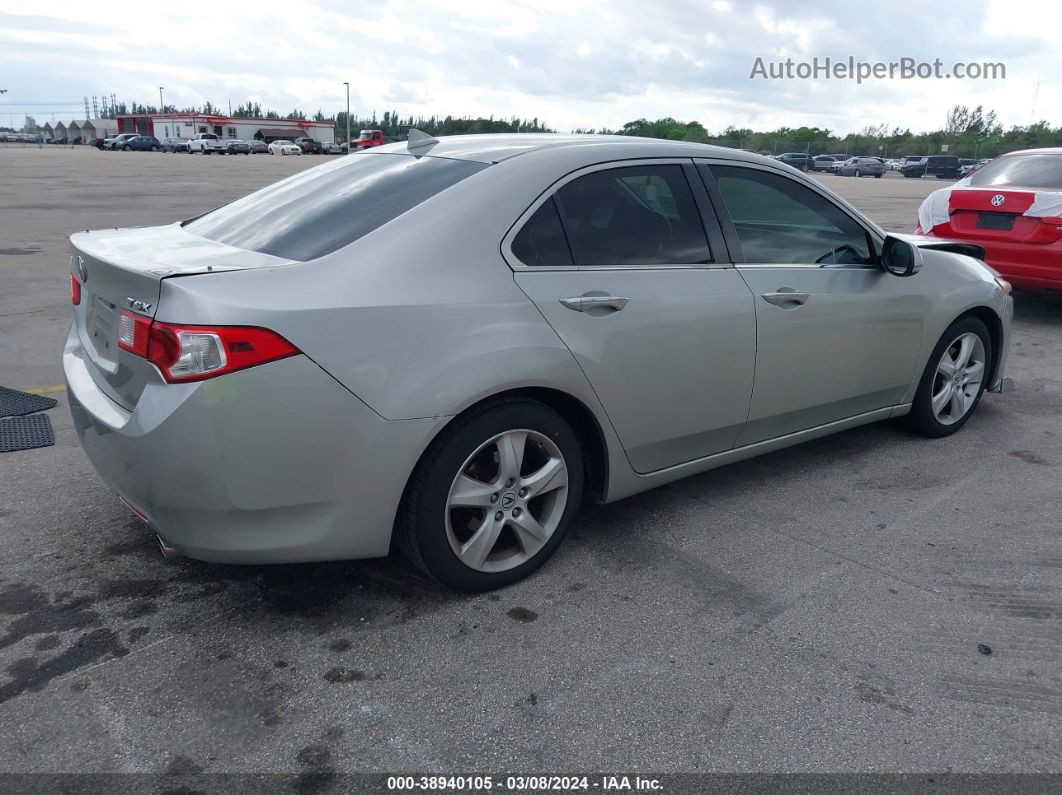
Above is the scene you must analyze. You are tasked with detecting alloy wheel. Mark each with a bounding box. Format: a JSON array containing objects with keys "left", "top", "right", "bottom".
[
  {"left": 931, "top": 332, "right": 986, "bottom": 425},
  {"left": 445, "top": 429, "right": 569, "bottom": 573}
]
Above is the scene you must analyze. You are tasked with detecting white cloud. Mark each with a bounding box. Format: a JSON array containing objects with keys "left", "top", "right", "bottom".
[{"left": 0, "top": 0, "right": 1056, "bottom": 134}]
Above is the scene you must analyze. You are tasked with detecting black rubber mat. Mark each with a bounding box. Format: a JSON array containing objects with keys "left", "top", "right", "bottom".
[
  {"left": 0, "top": 413, "right": 55, "bottom": 453},
  {"left": 0, "top": 386, "right": 58, "bottom": 418}
]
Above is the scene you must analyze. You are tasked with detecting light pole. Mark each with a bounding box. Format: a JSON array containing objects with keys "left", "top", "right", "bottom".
[
  {"left": 159, "top": 87, "right": 165, "bottom": 114},
  {"left": 343, "top": 81, "right": 350, "bottom": 154}
]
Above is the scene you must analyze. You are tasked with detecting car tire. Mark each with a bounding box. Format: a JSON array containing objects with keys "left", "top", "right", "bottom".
[
  {"left": 152, "top": 146, "right": 159, "bottom": 151},
  {"left": 398, "top": 397, "right": 584, "bottom": 592},
  {"left": 122, "top": 145, "right": 131, "bottom": 151},
  {"left": 875, "top": 174, "right": 882, "bottom": 178},
  {"left": 855, "top": 169, "right": 862, "bottom": 177},
  {"left": 906, "top": 317, "right": 993, "bottom": 438}
]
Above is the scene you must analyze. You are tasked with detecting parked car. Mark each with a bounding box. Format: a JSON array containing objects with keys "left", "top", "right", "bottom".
[
  {"left": 773, "top": 152, "right": 815, "bottom": 171},
  {"left": 324, "top": 142, "right": 344, "bottom": 154},
  {"left": 959, "top": 158, "right": 987, "bottom": 177},
  {"left": 355, "top": 129, "right": 387, "bottom": 150},
  {"left": 162, "top": 137, "right": 190, "bottom": 153},
  {"left": 187, "top": 133, "right": 226, "bottom": 154},
  {"left": 120, "top": 136, "right": 162, "bottom": 152},
  {"left": 268, "top": 140, "right": 302, "bottom": 156},
  {"left": 247, "top": 139, "right": 269, "bottom": 154},
  {"left": 226, "top": 139, "right": 251, "bottom": 155},
  {"left": 811, "top": 155, "right": 840, "bottom": 172},
  {"left": 105, "top": 133, "right": 139, "bottom": 150},
  {"left": 902, "top": 155, "right": 962, "bottom": 179},
  {"left": 64, "top": 134, "right": 1014, "bottom": 590},
  {"left": 294, "top": 137, "right": 323, "bottom": 154},
  {"left": 839, "top": 157, "right": 886, "bottom": 178},
  {"left": 915, "top": 147, "right": 1062, "bottom": 291}
]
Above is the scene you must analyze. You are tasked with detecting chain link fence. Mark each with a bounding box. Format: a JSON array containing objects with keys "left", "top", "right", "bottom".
[{"left": 703, "top": 137, "right": 1023, "bottom": 159}]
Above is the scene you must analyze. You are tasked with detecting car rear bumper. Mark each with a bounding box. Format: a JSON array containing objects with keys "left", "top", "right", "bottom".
[
  {"left": 64, "top": 323, "right": 440, "bottom": 564},
  {"left": 924, "top": 233, "right": 1062, "bottom": 290}
]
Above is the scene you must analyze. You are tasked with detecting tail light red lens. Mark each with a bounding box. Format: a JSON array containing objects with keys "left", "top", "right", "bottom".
[
  {"left": 70, "top": 274, "right": 81, "bottom": 306},
  {"left": 116, "top": 315, "right": 299, "bottom": 383}
]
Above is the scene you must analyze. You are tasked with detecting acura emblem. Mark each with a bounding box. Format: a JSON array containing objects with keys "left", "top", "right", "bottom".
[
  {"left": 991, "top": 194, "right": 1005, "bottom": 207},
  {"left": 76, "top": 255, "right": 88, "bottom": 282}
]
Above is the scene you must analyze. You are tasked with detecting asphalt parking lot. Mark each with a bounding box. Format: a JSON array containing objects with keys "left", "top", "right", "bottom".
[{"left": 1, "top": 148, "right": 1060, "bottom": 775}]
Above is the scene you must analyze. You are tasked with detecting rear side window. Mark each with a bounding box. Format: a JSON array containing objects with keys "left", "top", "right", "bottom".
[
  {"left": 710, "top": 165, "right": 873, "bottom": 265},
  {"left": 186, "top": 153, "right": 486, "bottom": 261},
  {"left": 511, "top": 199, "right": 573, "bottom": 268},
  {"left": 554, "top": 164, "right": 711, "bottom": 267}
]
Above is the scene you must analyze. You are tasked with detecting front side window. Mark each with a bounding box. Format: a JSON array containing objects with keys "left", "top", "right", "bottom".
[
  {"left": 553, "top": 164, "right": 711, "bottom": 267},
  {"left": 710, "top": 165, "right": 873, "bottom": 265},
  {"left": 186, "top": 153, "right": 487, "bottom": 261}
]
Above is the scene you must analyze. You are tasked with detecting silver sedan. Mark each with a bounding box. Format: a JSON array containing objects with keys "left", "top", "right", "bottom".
[{"left": 65, "top": 133, "right": 1014, "bottom": 590}]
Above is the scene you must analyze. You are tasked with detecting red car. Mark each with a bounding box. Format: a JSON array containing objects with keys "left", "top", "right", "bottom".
[{"left": 915, "top": 148, "right": 1062, "bottom": 291}]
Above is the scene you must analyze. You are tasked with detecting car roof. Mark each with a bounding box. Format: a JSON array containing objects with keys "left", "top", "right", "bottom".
[
  {"left": 361, "top": 132, "right": 785, "bottom": 166},
  {"left": 995, "top": 147, "right": 1062, "bottom": 157}
]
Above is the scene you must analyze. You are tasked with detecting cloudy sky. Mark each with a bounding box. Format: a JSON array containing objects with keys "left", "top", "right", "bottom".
[{"left": 0, "top": 0, "right": 1058, "bottom": 134}]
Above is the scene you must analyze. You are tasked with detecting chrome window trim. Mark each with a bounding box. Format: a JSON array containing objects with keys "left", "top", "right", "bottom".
[{"left": 502, "top": 158, "right": 732, "bottom": 273}]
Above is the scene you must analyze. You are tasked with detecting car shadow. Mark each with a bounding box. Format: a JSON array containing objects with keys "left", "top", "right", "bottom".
[{"left": 1013, "top": 290, "right": 1062, "bottom": 327}]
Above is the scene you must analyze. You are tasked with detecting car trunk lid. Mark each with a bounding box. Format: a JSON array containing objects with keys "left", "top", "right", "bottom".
[
  {"left": 70, "top": 223, "right": 292, "bottom": 411},
  {"left": 942, "top": 188, "right": 1062, "bottom": 245}
]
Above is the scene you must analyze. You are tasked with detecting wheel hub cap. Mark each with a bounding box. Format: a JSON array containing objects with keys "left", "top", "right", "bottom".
[
  {"left": 445, "top": 429, "right": 569, "bottom": 573},
  {"left": 931, "top": 332, "right": 986, "bottom": 426}
]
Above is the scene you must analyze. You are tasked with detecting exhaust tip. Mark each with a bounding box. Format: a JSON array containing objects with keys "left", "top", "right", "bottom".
[{"left": 157, "top": 534, "right": 180, "bottom": 560}]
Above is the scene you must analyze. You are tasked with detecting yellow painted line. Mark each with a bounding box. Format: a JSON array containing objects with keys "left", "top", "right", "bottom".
[{"left": 24, "top": 384, "right": 66, "bottom": 395}]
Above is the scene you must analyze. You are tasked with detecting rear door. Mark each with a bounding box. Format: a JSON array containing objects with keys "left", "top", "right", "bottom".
[
  {"left": 699, "top": 161, "right": 925, "bottom": 445},
  {"left": 507, "top": 160, "right": 757, "bottom": 474}
]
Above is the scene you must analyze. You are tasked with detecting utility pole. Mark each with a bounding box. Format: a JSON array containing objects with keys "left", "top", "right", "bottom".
[
  {"left": 159, "top": 87, "right": 165, "bottom": 114},
  {"left": 343, "top": 81, "right": 351, "bottom": 153}
]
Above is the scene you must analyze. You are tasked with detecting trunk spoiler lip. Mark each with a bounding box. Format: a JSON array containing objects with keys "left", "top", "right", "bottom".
[{"left": 70, "top": 222, "right": 295, "bottom": 279}]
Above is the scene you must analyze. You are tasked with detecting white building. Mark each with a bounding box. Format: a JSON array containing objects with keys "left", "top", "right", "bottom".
[{"left": 118, "top": 113, "right": 334, "bottom": 144}]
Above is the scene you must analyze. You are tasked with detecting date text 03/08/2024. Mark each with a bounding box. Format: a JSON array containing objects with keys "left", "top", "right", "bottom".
[{"left": 386, "top": 775, "right": 663, "bottom": 791}]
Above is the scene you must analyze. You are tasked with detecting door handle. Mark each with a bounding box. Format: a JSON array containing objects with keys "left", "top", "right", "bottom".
[
  {"left": 760, "top": 290, "right": 810, "bottom": 307},
  {"left": 560, "top": 296, "right": 630, "bottom": 313}
]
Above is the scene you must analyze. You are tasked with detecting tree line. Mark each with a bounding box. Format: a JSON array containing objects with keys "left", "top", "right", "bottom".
[{"left": 582, "top": 106, "right": 1062, "bottom": 159}]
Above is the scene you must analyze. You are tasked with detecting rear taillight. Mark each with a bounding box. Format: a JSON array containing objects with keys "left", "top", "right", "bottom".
[
  {"left": 70, "top": 274, "right": 81, "bottom": 306},
  {"left": 117, "top": 312, "right": 299, "bottom": 383},
  {"left": 117, "top": 311, "right": 151, "bottom": 356}
]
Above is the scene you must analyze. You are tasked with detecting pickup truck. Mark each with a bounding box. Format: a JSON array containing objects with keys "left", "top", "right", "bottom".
[
  {"left": 187, "top": 133, "right": 227, "bottom": 155},
  {"left": 294, "top": 137, "right": 324, "bottom": 154},
  {"left": 355, "top": 129, "right": 387, "bottom": 150}
]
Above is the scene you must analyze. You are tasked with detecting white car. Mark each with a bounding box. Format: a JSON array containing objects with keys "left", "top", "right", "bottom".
[{"left": 268, "top": 140, "right": 302, "bottom": 156}]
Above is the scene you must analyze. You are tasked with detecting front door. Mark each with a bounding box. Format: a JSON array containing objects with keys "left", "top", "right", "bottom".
[
  {"left": 703, "top": 163, "right": 925, "bottom": 445},
  {"left": 508, "top": 161, "right": 757, "bottom": 473}
]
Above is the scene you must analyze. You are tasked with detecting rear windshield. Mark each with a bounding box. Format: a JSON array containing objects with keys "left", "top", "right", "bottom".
[
  {"left": 967, "top": 154, "right": 1062, "bottom": 190},
  {"left": 185, "top": 153, "right": 487, "bottom": 261}
]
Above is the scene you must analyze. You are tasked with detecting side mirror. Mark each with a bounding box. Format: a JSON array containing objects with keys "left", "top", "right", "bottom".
[{"left": 881, "top": 236, "right": 923, "bottom": 277}]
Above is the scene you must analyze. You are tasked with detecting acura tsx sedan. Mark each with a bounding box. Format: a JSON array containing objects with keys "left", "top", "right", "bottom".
[{"left": 65, "top": 132, "right": 1014, "bottom": 590}]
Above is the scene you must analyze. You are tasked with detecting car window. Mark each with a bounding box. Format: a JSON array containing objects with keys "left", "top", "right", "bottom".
[
  {"left": 967, "top": 154, "right": 1062, "bottom": 189},
  {"left": 186, "top": 153, "right": 487, "bottom": 261},
  {"left": 511, "top": 198, "right": 574, "bottom": 268},
  {"left": 553, "top": 164, "right": 711, "bottom": 267},
  {"left": 710, "top": 165, "right": 873, "bottom": 265}
]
